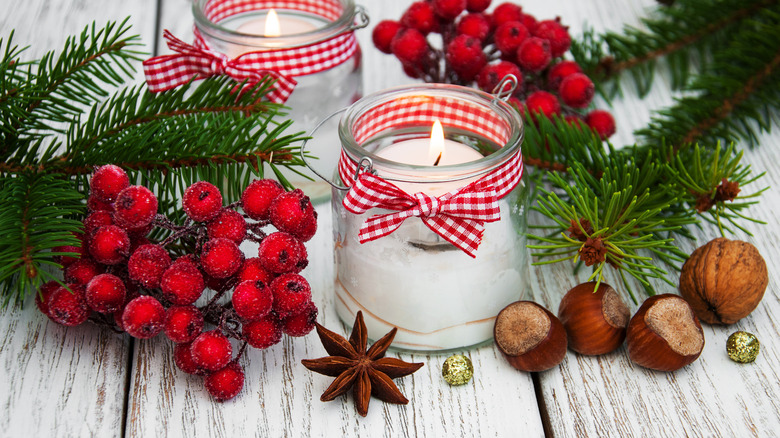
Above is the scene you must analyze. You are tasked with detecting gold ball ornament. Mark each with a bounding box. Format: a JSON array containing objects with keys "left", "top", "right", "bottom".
[
  {"left": 726, "top": 331, "right": 760, "bottom": 363},
  {"left": 442, "top": 354, "right": 473, "bottom": 385}
]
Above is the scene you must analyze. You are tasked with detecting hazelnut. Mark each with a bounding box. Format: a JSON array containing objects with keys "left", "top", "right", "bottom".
[
  {"left": 626, "top": 294, "right": 705, "bottom": 372},
  {"left": 679, "top": 238, "right": 768, "bottom": 325},
  {"left": 558, "top": 282, "right": 630, "bottom": 355},
  {"left": 494, "top": 301, "right": 567, "bottom": 372}
]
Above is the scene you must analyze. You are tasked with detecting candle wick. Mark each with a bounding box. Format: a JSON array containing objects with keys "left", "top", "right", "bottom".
[{"left": 433, "top": 152, "right": 442, "bottom": 166}]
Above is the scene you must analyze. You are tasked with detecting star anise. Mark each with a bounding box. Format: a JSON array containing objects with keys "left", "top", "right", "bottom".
[{"left": 301, "top": 311, "right": 424, "bottom": 417}]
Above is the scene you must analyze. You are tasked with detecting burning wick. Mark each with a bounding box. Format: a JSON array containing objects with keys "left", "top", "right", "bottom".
[
  {"left": 429, "top": 120, "right": 445, "bottom": 166},
  {"left": 264, "top": 9, "right": 281, "bottom": 37},
  {"left": 433, "top": 152, "right": 443, "bottom": 166}
]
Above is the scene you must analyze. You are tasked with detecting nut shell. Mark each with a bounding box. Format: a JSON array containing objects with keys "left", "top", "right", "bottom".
[
  {"left": 494, "top": 301, "right": 567, "bottom": 372},
  {"left": 626, "top": 294, "right": 705, "bottom": 372},
  {"left": 679, "top": 238, "right": 767, "bottom": 325},
  {"left": 558, "top": 282, "right": 629, "bottom": 355}
]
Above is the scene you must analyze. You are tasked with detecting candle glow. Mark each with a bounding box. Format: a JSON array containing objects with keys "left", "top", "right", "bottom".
[
  {"left": 264, "top": 9, "right": 281, "bottom": 37},
  {"left": 429, "top": 120, "right": 445, "bottom": 165}
]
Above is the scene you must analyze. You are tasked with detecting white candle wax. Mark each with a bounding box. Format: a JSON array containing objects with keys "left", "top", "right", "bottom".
[{"left": 235, "top": 13, "right": 317, "bottom": 37}]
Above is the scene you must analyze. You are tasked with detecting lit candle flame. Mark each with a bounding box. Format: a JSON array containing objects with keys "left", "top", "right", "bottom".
[
  {"left": 429, "top": 120, "right": 445, "bottom": 166},
  {"left": 264, "top": 9, "right": 281, "bottom": 37}
]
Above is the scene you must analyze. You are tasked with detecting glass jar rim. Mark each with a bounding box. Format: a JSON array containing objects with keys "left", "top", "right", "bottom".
[
  {"left": 338, "top": 83, "right": 524, "bottom": 183},
  {"left": 192, "top": 0, "right": 357, "bottom": 49}
]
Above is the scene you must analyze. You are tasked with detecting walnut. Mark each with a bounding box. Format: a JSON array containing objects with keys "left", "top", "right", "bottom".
[{"left": 679, "top": 237, "right": 768, "bottom": 325}]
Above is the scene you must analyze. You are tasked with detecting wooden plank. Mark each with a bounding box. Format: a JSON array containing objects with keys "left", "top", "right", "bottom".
[{"left": 0, "top": 1, "right": 157, "bottom": 436}]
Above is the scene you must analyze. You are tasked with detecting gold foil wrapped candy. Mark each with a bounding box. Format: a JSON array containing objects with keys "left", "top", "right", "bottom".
[
  {"left": 726, "top": 331, "right": 760, "bottom": 363},
  {"left": 442, "top": 354, "right": 473, "bottom": 385}
]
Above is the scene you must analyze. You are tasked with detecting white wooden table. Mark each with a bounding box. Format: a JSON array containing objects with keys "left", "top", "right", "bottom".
[{"left": 2, "top": 1, "right": 779, "bottom": 437}]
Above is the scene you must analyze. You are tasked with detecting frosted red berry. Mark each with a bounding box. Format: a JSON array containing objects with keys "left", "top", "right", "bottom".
[
  {"left": 466, "top": 0, "right": 491, "bottom": 13},
  {"left": 87, "top": 196, "right": 114, "bottom": 213},
  {"left": 585, "top": 110, "right": 616, "bottom": 139},
  {"left": 88, "top": 225, "right": 131, "bottom": 265},
  {"left": 200, "top": 238, "right": 244, "bottom": 279},
  {"left": 182, "top": 181, "right": 223, "bottom": 222},
  {"left": 161, "top": 261, "right": 205, "bottom": 305},
  {"left": 457, "top": 13, "right": 491, "bottom": 42},
  {"left": 547, "top": 60, "right": 582, "bottom": 90},
  {"left": 534, "top": 19, "right": 571, "bottom": 57},
  {"left": 205, "top": 361, "right": 245, "bottom": 402},
  {"left": 122, "top": 296, "right": 166, "bottom": 339},
  {"left": 206, "top": 208, "right": 247, "bottom": 244},
  {"left": 401, "top": 1, "right": 438, "bottom": 35},
  {"left": 433, "top": 0, "right": 466, "bottom": 20},
  {"left": 293, "top": 212, "right": 317, "bottom": 242},
  {"left": 90, "top": 164, "right": 129, "bottom": 203},
  {"left": 85, "top": 273, "right": 126, "bottom": 313},
  {"left": 113, "top": 185, "right": 158, "bottom": 229},
  {"left": 282, "top": 303, "right": 318, "bottom": 337},
  {"left": 446, "top": 34, "right": 487, "bottom": 81},
  {"left": 83, "top": 211, "right": 114, "bottom": 237},
  {"left": 372, "top": 20, "right": 402, "bottom": 54},
  {"left": 53, "top": 242, "right": 86, "bottom": 268},
  {"left": 64, "top": 258, "right": 105, "bottom": 285},
  {"left": 241, "top": 179, "right": 284, "bottom": 221},
  {"left": 258, "top": 232, "right": 308, "bottom": 274},
  {"left": 236, "top": 257, "right": 276, "bottom": 284},
  {"left": 269, "top": 189, "right": 315, "bottom": 236},
  {"left": 391, "top": 28, "right": 428, "bottom": 66},
  {"left": 35, "top": 280, "right": 60, "bottom": 316},
  {"left": 190, "top": 330, "right": 233, "bottom": 372},
  {"left": 491, "top": 2, "right": 523, "bottom": 27},
  {"left": 518, "top": 12, "right": 538, "bottom": 33},
  {"left": 128, "top": 244, "right": 172, "bottom": 289},
  {"left": 232, "top": 280, "right": 273, "bottom": 321},
  {"left": 270, "top": 273, "right": 312, "bottom": 317},
  {"left": 494, "top": 21, "right": 529, "bottom": 56},
  {"left": 559, "top": 73, "right": 595, "bottom": 108},
  {"left": 164, "top": 305, "right": 204, "bottom": 343},
  {"left": 47, "top": 285, "right": 89, "bottom": 326},
  {"left": 516, "top": 37, "right": 552, "bottom": 73},
  {"left": 243, "top": 314, "right": 283, "bottom": 349},
  {"left": 477, "top": 61, "right": 523, "bottom": 93},
  {"left": 174, "top": 342, "right": 206, "bottom": 375},
  {"left": 525, "top": 90, "right": 561, "bottom": 119}
]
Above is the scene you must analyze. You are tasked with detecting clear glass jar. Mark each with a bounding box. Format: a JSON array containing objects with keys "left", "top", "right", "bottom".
[
  {"left": 193, "top": 0, "right": 366, "bottom": 200},
  {"left": 331, "top": 84, "right": 530, "bottom": 351}
]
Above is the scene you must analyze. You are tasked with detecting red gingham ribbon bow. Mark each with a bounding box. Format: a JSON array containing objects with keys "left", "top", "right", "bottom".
[{"left": 340, "top": 149, "right": 523, "bottom": 258}]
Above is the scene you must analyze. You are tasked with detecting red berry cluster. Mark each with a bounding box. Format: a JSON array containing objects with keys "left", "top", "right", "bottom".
[
  {"left": 37, "top": 164, "right": 320, "bottom": 402},
  {"left": 372, "top": 0, "right": 616, "bottom": 139}
]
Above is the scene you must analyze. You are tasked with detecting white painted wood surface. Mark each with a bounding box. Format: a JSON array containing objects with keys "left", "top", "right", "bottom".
[{"left": 1, "top": 0, "right": 778, "bottom": 437}]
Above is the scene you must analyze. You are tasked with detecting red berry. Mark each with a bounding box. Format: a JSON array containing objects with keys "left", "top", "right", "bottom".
[
  {"left": 35, "top": 280, "right": 60, "bottom": 316},
  {"left": 122, "top": 296, "right": 166, "bottom": 338},
  {"left": 525, "top": 90, "right": 561, "bottom": 119},
  {"left": 205, "top": 361, "right": 245, "bottom": 402},
  {"left": 164, "top": 305, "right": 204, "bottom": 343},
  {"left": 83, "top": 210, "right": 114, "bottom": 237},
  {"left": 90, "top": 165, "right": 129, "bottom": 203},
  {"left": 477, "top": 61, "right": 523, "bottom": 93},
  {"left": 241, "top": 179, "right": 284, "bottom": 221},
  {"left": 446, "top": 34, "right": 487, "bottom": 81},
  {"left": 456, "top": 13, "right": 491, "bottom": 42},
  {"left": 200, "top": 238, "right": 244, "bottom": 279},
  {"left": 236, "top": 257, "right": 276, "bottom": 284},
  {"left": 161, "top": 261, "right": 205, "bottom": 305},
  {"left": 293, "top": 212, "right": 317, "bottom": 242},
  {"left": 87, "top": 195, "right": 114, "bottom": 213},
  {"left": 190, "top": 330, "right": 233, "bottom": 372},
  {"left": 88, "top": 225, "right": 131, "bottom": 265},
  {"left": 64, "top": 258, "right": 105, "bottom": 285},
  {"left": 127, "top": 244, "right": 172, "bottom": 289},
  {"left": 232, "top": 280, "right": 273, "bottom": 321},
  {"left": 113, "top": 185, "right": 158, "bottom": 229},
  {"left": 206, "top": 208, "right": 247, "bottom": 245},
  {"left": 270, "top": 273, "right": 312, "bottom": 317},
  {"left": 258, "top": 232, "right": 308, "bottom": 274},
  {"left": 47, "top": 285, "right": 89, "bottom": 326},
  {"left": 466, "top": 0, "right": 491, "bottom": 13},
  {"left": 432, "top": 0, "right": 466, "bottom": 20},
  {"left": 282, "top": 303, "right": 318, "bottom": 337},
  {"left": 53, "top": 239, "right": 86, "bottom": 268},
  {"left": 401, "top": 1, "right": 438, "bottom": 35},
  {"left": 402, "top": 62, "right": 423, "bottom": 79},
  {"left": 585, "top": 110, "right": 616, "bottom": 139},
  {"left": 174, "top": 342, "right": 207, "bottom": 375},
  {"left": 547, "top": 60, "right": 582, "bottom": 90},
  {"left": 372, "top": 20, "right": 402, "bottom": 54},
  {"left": 491, "top": 2, "right": 523, "bottom": 27},
  {"left": 493, "top": 21, "right": 529, "bottom": 56},
  {"left": 534, "top": 19, "right": 571, "bottom": 57},
  {"left": 518, "top": 13, "right": 538, "bottom": 33},
  {"left": 243, "top": 314, "right": 282, "bottom": 349},
  {"left": 391, "top": 28, "right": 428, "bottom": 66},
  {"left": 85, "top": 273, "right": 126, "bottom": 313},
  {"left": 182, "top": 181, "right": 222, "bottom": 222},
  {"left": 516, "top": 37, "right": 552, "bottom": 73},
  {"left": 559, "top": 73, "right": 595, "bottom": 108},
  {"left": 269, "top": 189, "right": 316, "bottom": 237}
]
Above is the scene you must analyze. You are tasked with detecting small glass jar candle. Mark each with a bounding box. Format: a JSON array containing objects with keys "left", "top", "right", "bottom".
[
  {"left": 193, "top": 0, "right": 366, "bottom": 199},
  {"left": 330, "top": 84, "right": 530, "bottom": 351}
]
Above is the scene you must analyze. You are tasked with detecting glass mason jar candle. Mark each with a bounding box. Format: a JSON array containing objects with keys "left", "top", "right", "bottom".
[
  {"left": 330, "top": 83, "right": 530, "bottom": 351},
  {"left": 193, "top": 0, "right": 367, "bottom": 199}
]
